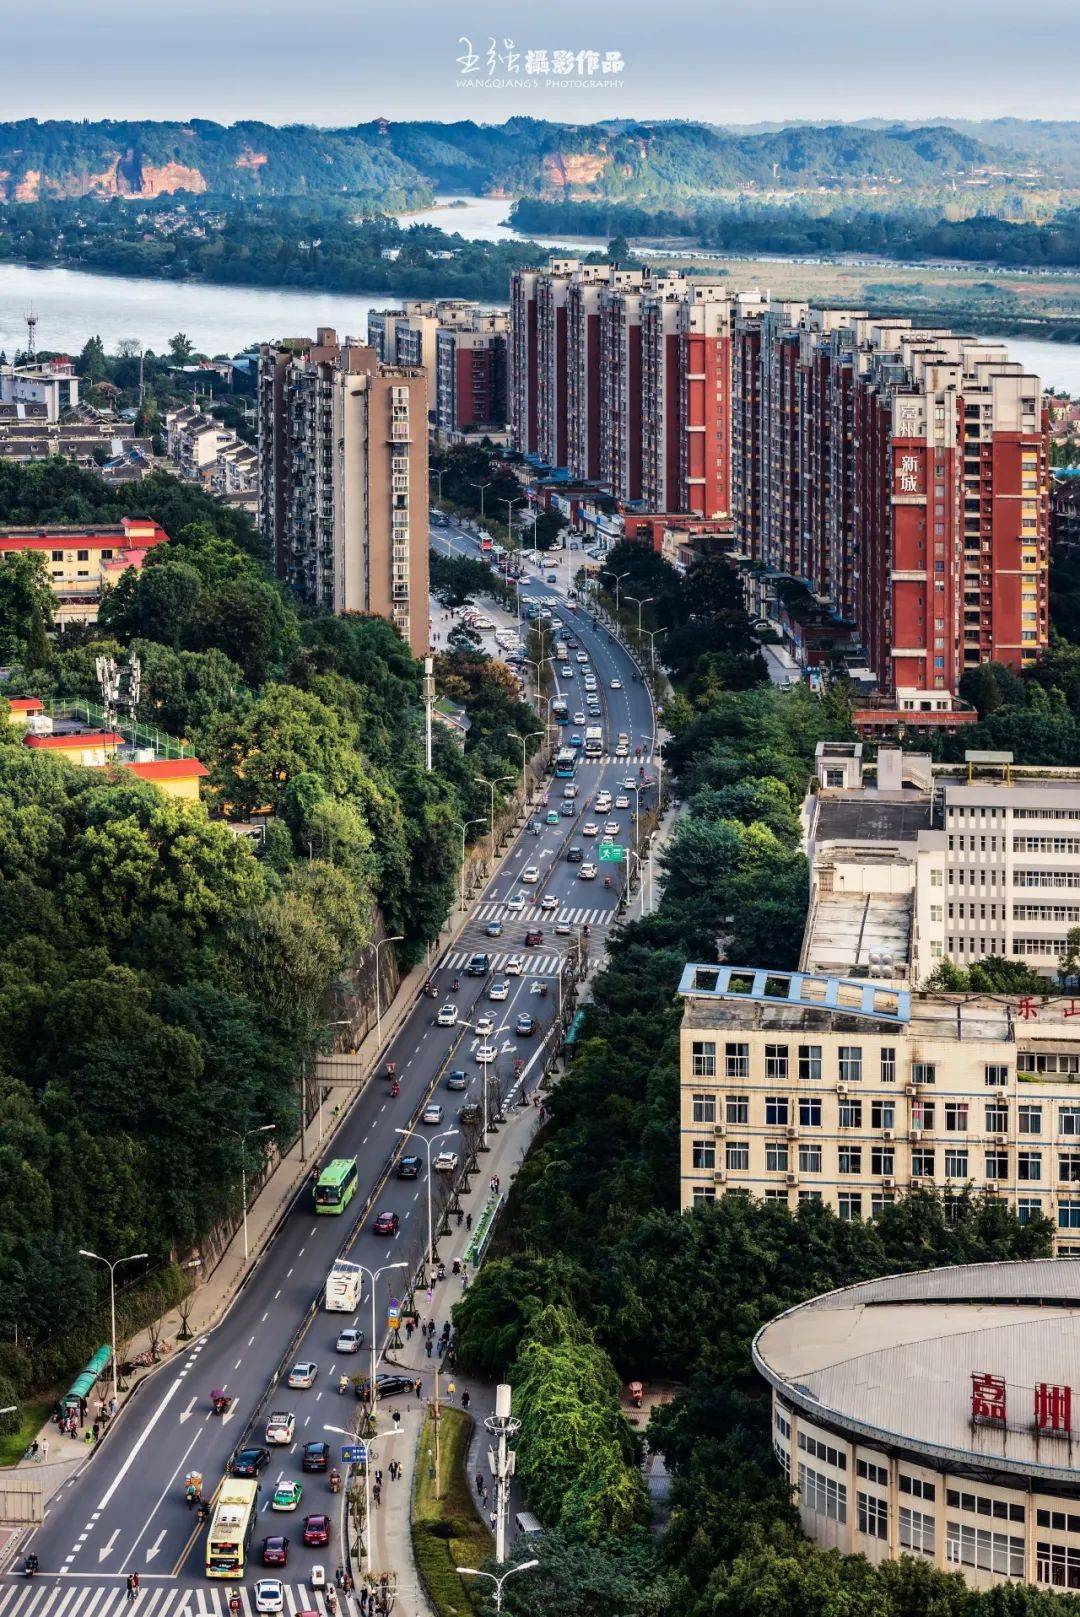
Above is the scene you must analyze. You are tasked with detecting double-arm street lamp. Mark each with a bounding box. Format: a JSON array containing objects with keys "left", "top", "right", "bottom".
[
  {"left": 641, "top": 625, "right": 667, "bottom": 673},
  {"left": 78, "top": 1249, "right": 148, "bottom": 1408},
  {"left": 516, "top": 730, "right": 546, "bottom": 807},
  {"left": 476, "top": 775, "right": 515, "bottom": 870},
  {"left": 602, "top": 569, "right": 631, "bottom": 615},
  {"left": 625, "top": 593, "right": 655, "bottom": 636},
  {"left": 395, "top": 1125, "right": 459, "bottom": 1283},
  {"left": 370, "top": 935, "right": 405, "bottom": 1049},
  {"left": 471, "top": 480, "right": 492, "bottom": 521},
  {"left": 456, "top": 1561, "right": 540, "bottom": 1612},
  {"left": 455, "top": 818, "right": 486, "bottom": 911},
  {"left": 224, "top": 1122, "right": 277, "bottom": 1261}
]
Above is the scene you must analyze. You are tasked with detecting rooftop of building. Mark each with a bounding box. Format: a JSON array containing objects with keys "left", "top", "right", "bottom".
[
  {"left": 753, "top": 1260, "right": 1080, "bottom": 1484},
  {"left": 800, "top": 892, "right": 912, "bottom": 982},
  {"left": 0, "top": 518, "right": 168, "bottom": 551},
  {"left": 814, "top": 796, "right": 934, "bottom": 844}
]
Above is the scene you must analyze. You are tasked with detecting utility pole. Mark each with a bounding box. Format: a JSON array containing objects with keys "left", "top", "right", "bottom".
[
  {"left": 423, "top": 654, "right": 435, "bottom": 772},
  {"left": 485, "top": 1383, "right": 521, "bottom": 1566}
]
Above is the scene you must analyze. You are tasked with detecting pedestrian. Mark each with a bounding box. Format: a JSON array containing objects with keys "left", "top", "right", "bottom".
[
  {"left": 40, "top": 1437, "right": 49, "bottom": 1463},
  {"left": 461, "top": 1390, "right": 471, "bottom": 1412},
  {"left": 405, "top": 1320, "right": 414, "bottom": 1341},
  {"left": 476, "top": 1472, "right": 484, "bottom": 1496},
  {"left": 343, "top": 1572, "right": 354, "bottom": 1596},
  {"left": 108, "top": 1397, "right": 117, "bottom": 1419},
  {"left": 125, "top": 1575, "right": 135, "bottom": 1603},
  {"left": 437, "top": 1336, "right": 445, "bottom": 1358},
  {"left": 489, "top": 1511, "right": 497, "bottom": 1530},
  {"left": 132, "top": 1574, "right": 140, "bottom": 1597},
  {"left": 92, "top": 1422, "right": 99, "bottom": 1443},
  {"left": 466, "top": 1213, "right": 472, "bottom": 1232},
  {"left": 489, "top": 1175, "right": 497, "bottom": 1194},
  {"left": 414, "top": 1378, "right": 422, "bottom": 1397},
  {"left": 392, "top": 1410, "right": 401, "bottom": 1429},
  {"left": 446, "top": 1381, "right": 456, "bottom": 1405},
  {"left": 335, "top": 1567, "right": 344, "bottom": 1589},
  {"left": 482, "top": 1487, "right": 488, "bottom": 1507},
  {"left": 375, "top": 1469, "right": 383, "bottom": 1488},
  {"left": 425, "top": 1337, "right": 432, "bottom": 1358}
]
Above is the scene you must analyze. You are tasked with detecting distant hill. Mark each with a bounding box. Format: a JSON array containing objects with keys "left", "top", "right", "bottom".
[{"left": 0, "top": 117, "right": 1028, "bottom": 206}]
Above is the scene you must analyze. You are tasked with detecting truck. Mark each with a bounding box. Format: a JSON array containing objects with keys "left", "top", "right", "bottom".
[
  {"left": 324, "top": 1258, "right": 364, "bottom": 1311},
  {"left": 583, "top": 725, "right": 603, "bottom": 758}
]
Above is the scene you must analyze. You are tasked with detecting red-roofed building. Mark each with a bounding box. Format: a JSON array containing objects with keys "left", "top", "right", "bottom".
[
  {"left": 24, "top": 730, "right": 123, "bottom": 766},
  {"left": 5, "top": 696, "right": 44, "bottom": 724},
  {"left": 0, "top": 517, "right": 169, "bottom": 625},
  {"left": 119, "top": 757, "right": 210, "bottom": 802}
]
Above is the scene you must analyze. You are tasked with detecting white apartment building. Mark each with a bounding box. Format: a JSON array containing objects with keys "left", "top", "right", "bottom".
[
  {"left": 0, "top": 358, "right": 80, "bottom": 421},
  {"left": 678, "top": 962, "right": 1080, "bottom": 1251}
]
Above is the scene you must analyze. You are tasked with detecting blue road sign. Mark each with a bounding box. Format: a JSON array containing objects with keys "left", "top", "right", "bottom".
[{"left": 341, "top": 1444, "right": 367, "bottom": 1464}]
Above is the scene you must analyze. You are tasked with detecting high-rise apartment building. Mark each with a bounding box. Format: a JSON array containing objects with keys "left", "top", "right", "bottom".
[
  {"left": 257, "top": 329, "right": 429, "bottom": 656},
  {"left": 367, "top": 300, "right": 481, "bottom": 424},
  {"left": 434, "top": 310, "right": 509, "bottom": 439}
]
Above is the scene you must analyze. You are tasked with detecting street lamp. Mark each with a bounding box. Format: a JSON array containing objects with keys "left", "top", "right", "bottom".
[
  {"left": 456, "top": 1561, "right": 540, "bottom": 1612},
  {"left": 460, "top": 1018, "right": 514, "bottom": 1150},
  {"left": 455, "top": 818, "right": 485, "bottom": 911},
  {"left": 475, "top": 775, "right": 515, "bottom": 870},
  {"left": 430, "top": 467, "right": 445, "bottom": 501},
  {"left": 395, "top": 1126, "right": 458, "bottom": 1282},
  {"left": 602, "top": 569, "right": 631, "bottom": 615},
  {"left": 78, "top": 1249, "right": 148, "bottom": 1407},
  {"left": 625, "top": 593, "right": 655, "bottom": 636},
  {"left": 224, "top": 1123, "right": 276, "bottom": 1262},
  {"left": 371, "top": 935, "right": 405, "bottom": 1049},
  {"left": 641, "top": 625, "right": 667, "bottom": 673},
  {"left": 471, "top": 480, "right": 492, "bottom": 520},
  {"left": 515, "top": 730, "right": 545, "bottom": 807},
  {"left": 325, "top": 1419, "right": 403, "bottom": 1577},
  {"left": 639, "top": 731, "right": 665, "bottom": 806},
  {"left": 500, "top": 497, "right": 522, "bottom": 546},
  {"left": 519, "top": 655, "right": 556, "bottom": 705}
]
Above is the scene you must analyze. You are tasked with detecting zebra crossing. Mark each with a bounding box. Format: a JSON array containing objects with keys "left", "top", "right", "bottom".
[
  {"left": 440, "top": 948, "right": 564, "bottom": 977},
  {"left": 0, "top": 1585, "right": 362, "bottom": 1617},
  {"left": 471, "top": 902, "right": 612, "bottom": 928}
]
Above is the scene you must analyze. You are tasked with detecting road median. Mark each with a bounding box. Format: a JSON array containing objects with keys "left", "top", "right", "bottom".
[{"left": 411, "top": 1407, "right": 492, "bottom": 1617}]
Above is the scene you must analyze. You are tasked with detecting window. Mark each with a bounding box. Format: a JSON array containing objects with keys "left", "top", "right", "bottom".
[
  {"left": 871, "top": 1147, "right": 895, "bottom": 1176},
  {"left": 76, "top": 549, "right": 89, "bottom": 562},
  {"left": 691, "top": 1185, "right": 716, "bottom": 1205},
  {"left": 838, "top": 1193, "right": 863, "bottom": 1221},
  {"left": 765, "top": 1096, "right": 790, "bottom": 1127},
  {"left": 880, "top": 1048, "right": 896, "bottom": 1083},
  {"left": 900, "top": 1506, "right": 935, "bottom": 1556},
  {"left": 775, "top": 1410, "right": 791, "bottom": 1439},
  {"left": 912, "top": 1101, "right": 935, "bottom": 1129},
  {"left": 947, "top": 1521, "right": 1025, "bottom": 1577},
  {"left": 798, "top": 1463, "right": 846, "bottom": 1522},
  {"left": 857, "top": 1458, "right": 888, "bottom": 1486},
  {"left": 50, "top": 549, "right": 63, "bottom": 562},
  {"left": 724, "top": 1042, "right": 747, "bottom": 1078},
  {"left": 799, "top": 1097, "right": 822, "bottom": 1128},
  {"left": 858, "top": 1492, "right": 888, "bottom": 1540},
  {"left": 871, "top": 1193, "right": 895, "bottom": 1215},
  {"left": 691, "top": 1093, "right": 716, "bottom": 1124},
  {"left": 912, "top": 1062, "right": 936, "bottom": 1085},
  {"left": 1058, "top": 1200, "right": 1080, "bottom": 1229},
  {"left": 798, "top": 1433, "right": 846, "bottom": 1469},
  {"left": 1018, "top": 1197, "right": 1043, "bottom": 1225},
  {"left": 985, "top": 1064, "right": 1008, "bottom": 1087},
  {"left": 838, "top": 1047, "right": 862, "bottom": 1083},
  {"left": 838, "top": 1147, "right": 862, "bottom": 1175},
  {"left": 692, "top": 1041, "right": 717, "bottom": 1077},
  {"left": 1039, "top": 1508, "right": 1080, "bottom": 1533},
  {"left": 986, "top": 1103, "right": 1008, "bottom": 1132},
  {"left": 765, "top": 1143, "right": 789, "bottom": 1173},
  {"left": 1059, "top": 1153, "right": 1080, "bottom": 1183},
  {"left": 945, "top": 1149, "right": 969, "bottom": 1179},
  {"left": 1038, "top": 1543, "right": 1080, "bottom": 1591},
  {"left": 1061, "top": 1106, "right": 1080, "bottom": 1137},
  {"left": 799, "top": 1144, "right": 822, "bottom": 1173},
  {"left": 838, "top": 1100, "right": 863, "bottom": 1128},
  {"left": 726, "top": 1095, "right": 749, "bottom": 1125},
  {"left": 900, "top": 1475, "right": 936, "bottom": 1501},
  {"left": 1019, "top": 1104, "right": 1043, "bottom": 1135},
  {"left": 912, "top": 1149, "right": 936, "bottom": 1177},
  {"left": 944, "top": 1103, "right": 969, "bottom": 1132},
  {"left": 691, "top": 1140, "right": 715, "bottom": 1171},
  {"left": 871, "top": 1101, "right": 895, "bottom": 1130},
  {"left": 765, "top": 1044, "right": 789, "bottom": 1081},
  {"left": 985, "top": 1150, "right": 1008, "bottom": 1179},
  {"left": 726, "top": 1141, "right": 749, "bottom": 1171},
  {"left": 799, "top": 1045, "right": 821, "bottom": 1082},
  {"left": 1018, "top": 1151, "right": 1043, "bottom": 1181}
]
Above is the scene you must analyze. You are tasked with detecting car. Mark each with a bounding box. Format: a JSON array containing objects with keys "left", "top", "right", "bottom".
[
  {"left": 302, "top": 1515, "right": 331, "bottom": 1548},
  {"left": 466, "top": 952, "right": 490, "bottom": 976},
  {"left": 547, "top": 572, "right": 558, "bottom": 583},
  {"left": 569, "top": 734, "right": 583, "bottom": 749},
  {"left": 615, "top": 743, "right": 629, "bottom": 758},
  {"left": 611, "top": 678, "right": 623, "bottom": 690},
  {"left": 595, "top": 794, "right": 612, "bottom": 812},
  {"left": 265, "top": 1413, "right": 295, "bottom": 1445},
  {"left": 355, "top": 1373, "right": 416, "bottom": 1401},
  {"left": 436, "top": 1003, "right": 457, "bottom": 1027},
  {"left": 615, "top": 794, "right": 630, "bottom": 809},
  {"left": 560, "top": 800, "right": 575, "bottom": 816},
  {"left": 272, "top": 1480, "right": 304, "bottom": 1512},
  {"left": 434, "top": 1150, "right": 460, "bottom": 1174},
  {"left": 474, "top": 1012, "right": 494, "bottom": 1036},
  {"left": 506, "top": 891, "right": 527, "bottom": 911},
  {"left": 373, "top": 1210, "right": 399, "bottom": 1236},
  {"left": 621, "top": 776, "right": 638, "bottom": 790},
  {"left": 576, "top": 651, "right": 589, "bottom": 663},
  {"left": 255, "top": 1581, "right": 284, "bottom": 1613},
  {"left": 579, "top": 863, "right": 597, "bottom": 880},
  {"left": 540, "top": 894, "right": 559, "bottom": 911},
  {"left": 555, "top": 919, "right": 572, "bottom": 935},
  {"left": 505, "top": 955, "right": 524, "bottom": 975},
  {"left": 560, "top": 665, "right": 574, "bottom": 678},
  {"left": 573, "top": 711, "right": 586, "bottom": 725},
  {"left": 422, "top": 1102, "right": 444, "bottom": 1125},
  {"left": 545, "top": 810, "right": 560, "bottom": 825},
  {"left": 396, "top": 1156, "right": 422, "bottom": 1180},
  {"left": 485, "top": 920, "right": 504, "bottom": 937},
  {"left": 261, "top": 1536, "right": 289, "bottom": 1568},
  {"left": 529, "top": 818, "right": 543, "bottom": 835},
  {"left": 231, "top": 1446, "right": 271, "bottom": 1478},
  {"left": 562, "top": 783, "right": 579, "bottom": 799},
  {"left": 566, "top": 845, "right": 583, "bottom": 863},
  {"left": 489, "top": 979, "right": 509, "bottom": 1000},
  {"left": 605, "top": 821, "right": 620, "bottom": 836},
  {"left": 475, "top": 1043, "right": 498, "bottom": 1062},
  {"left": 524, "top": 928, "right": 544, "bottom": 946},
  {"left": 521, "top": 866, "right": 540, "bottom": 884},
  {"left": 287, "top": 1361, "right": 318, "bottom": 1390},
  {"left": 336, "top": 1327, "right": 364, "bottom": 1355},
  {"left": 445, "top": 1069, "right": 468, "bottom": 1091},
  {"left": 582, "top": 822, "right": 599, "bottom": 836},
  {"left": 515, "top": 1013, "right": 536, "bottom": 1037},
  {"left": 301, "top": 1441, "right": 330, "bottom": 1472}
]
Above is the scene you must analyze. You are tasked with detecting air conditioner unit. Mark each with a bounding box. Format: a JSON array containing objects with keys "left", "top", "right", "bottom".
[
  {"left": 713, "top": 1123, "right": 726, "bottom": 1137},
  {"left": 985, "top": 1182, "right": 1000, "bottom": 1195},
  {"left": 882, "top": 1176, "right": 894, "bottom": 1188},
  {"left": 883, "top": 1129, "right": 894, "bottom": 1141},
  {"left": 909, "top": 1127, "right": 923, "bottom": 1142},
  {"left": 786, "top": 1126, "right": 798, "bottom": 1140},
  {"left": 905, "top": 1083, "right": 917, "bottom": 1097},
  {"left": 837, "top": 1081, "right": 848, "bottom": 1096},
  {"left": 786, "top": 1173, "right": 798, "bottom": 1187},
  {"left": 994, "top": 1134, "right": 1008, "bottom": 1145},
  {"left": 713, "top": 1169, "right": 726, "bottom": 1185}
]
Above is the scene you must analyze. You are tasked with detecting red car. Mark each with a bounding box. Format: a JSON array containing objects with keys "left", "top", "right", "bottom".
[
  {"left": 524, "top": 929, "right": 543, "bottom": 946},
  {"left": 373, "top": 1210, "right": 399, "bottom": 1237},
  {"left": 261, "top": 1536, "right": 289, "bottom": 1567},
  {"left": 303, "top": 1515, "right": 331, "bottom": 1548}
]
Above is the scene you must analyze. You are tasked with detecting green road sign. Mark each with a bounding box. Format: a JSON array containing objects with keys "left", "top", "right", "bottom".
[{"left": 598, "top": 842, "right": 625, "bottom": 862}]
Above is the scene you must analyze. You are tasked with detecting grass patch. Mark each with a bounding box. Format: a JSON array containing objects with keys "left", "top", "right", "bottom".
[
  {"left": 411, "top": 1407, "right": 494, "bottom": 1617},
  {"left": 0, "top": 1391, "right": 61, "bottom": 1468}
]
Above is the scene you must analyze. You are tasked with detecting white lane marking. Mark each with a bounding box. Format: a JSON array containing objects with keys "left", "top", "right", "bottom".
[
  {"left": 121, "top": 1426, "right": 202, "bottom": 1569},
  {"left": 96, "top": 1370, "right": 185, "bottom": 1510}
]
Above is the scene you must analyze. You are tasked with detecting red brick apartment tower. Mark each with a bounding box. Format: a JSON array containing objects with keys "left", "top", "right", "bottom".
[
  {"left": 566, "top": 266, "right": 613, "bottom": 483},
  {"left": 536, "top": 265, "right": 574, "bottom": 468},
  {"left": 598, "top": 271, "right": 651, "bottom": 502},
  {"left": 759, "top": 308, "right": 806, "bottom": 576},
  {"left": 732, "top": 310, "right": 764, "bottom": 559},
  {"left": 677, "top": 284, "right": 736, "bottom": 519},
  {"left": 641, "top": 290, "right": 683, "bottom": 513},
  {"left": 509, "top": 268, "right": 540, "bottom": 454}
]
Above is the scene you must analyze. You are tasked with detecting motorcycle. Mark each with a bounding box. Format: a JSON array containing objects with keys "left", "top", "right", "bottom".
[
  {"left": 604, "top": 875, "right": 613, "bottom": 889},
  {"left": 329, "top": 1470, "right": 341, "bottom": 1495},
  {"left": 24, "top": 1556, "right": 38, "bottom": 1579},
  {"left": 210, "top": 1390, "right": 230, "bottom": 1416},
  {"left": 390, "top": 1080, "right": 400, "bottom": 1098}
]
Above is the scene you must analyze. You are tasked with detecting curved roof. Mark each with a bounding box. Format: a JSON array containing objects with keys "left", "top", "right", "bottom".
[{"left": 753, "top": 1260, "right": 1080, "bottom": 1485}]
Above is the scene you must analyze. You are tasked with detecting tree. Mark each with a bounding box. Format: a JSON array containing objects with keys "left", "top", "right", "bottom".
[
  {"left": 0, "top": 552, "right": 54, "bottom": 662},
  {"left": 168, "top": 333, "right": 195, "bottom": 365},
  {"left": 78, "top": 335, "right": 107, "bottom": 384}
]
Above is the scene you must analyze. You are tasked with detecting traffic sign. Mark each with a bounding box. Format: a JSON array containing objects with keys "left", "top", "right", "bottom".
[
  {"left": 341, "top": 1443, "right": 367, "bottom": 1464},
  {"left": 598, "top": 843, "right": 625, "bottom": 862}
]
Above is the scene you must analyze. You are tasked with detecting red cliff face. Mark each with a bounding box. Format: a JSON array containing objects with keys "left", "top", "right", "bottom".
[
  {"left": 539, "top": 150, "right": 611, "bottom": 194},
  {"left": 0, "top": 155, "right": 208, "bottom": 201}
]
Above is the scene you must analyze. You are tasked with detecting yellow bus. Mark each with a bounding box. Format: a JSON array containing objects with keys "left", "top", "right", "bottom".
[{"left": 205, "top": 1478, "right": 260, "bottom": 1578}]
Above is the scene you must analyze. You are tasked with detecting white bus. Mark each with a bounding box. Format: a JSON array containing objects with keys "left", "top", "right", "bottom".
[
  {"left": 324, "top": 1259, "right": 364, "bottom": 1311},
  {"left": 583, "top": 725, "right": 603, "bottom": 758}
]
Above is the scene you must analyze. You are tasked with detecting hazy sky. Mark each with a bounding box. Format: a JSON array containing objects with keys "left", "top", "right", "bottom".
[{"left": 1, "top": 0, "right": 1076, "bottom": 125}]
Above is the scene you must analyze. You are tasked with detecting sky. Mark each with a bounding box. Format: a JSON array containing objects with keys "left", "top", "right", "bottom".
[{"left": 0, "top": 0, "right": 1076, "bottom": 125}]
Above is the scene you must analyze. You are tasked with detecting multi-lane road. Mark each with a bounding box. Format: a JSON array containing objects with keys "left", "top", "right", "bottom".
[{"left": 7, "top": 526, "right": 652, "bottom": 1616}]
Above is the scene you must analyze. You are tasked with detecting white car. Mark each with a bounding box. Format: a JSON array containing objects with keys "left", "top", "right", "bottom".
[
  {"left": 474, "top": 1013, "right": 494, "bottom": 1036},
  {"left": 583, "top": 679, "right": 597, "bottom": 692},
  {"left": 434, "top": 1151, "right": 460, "bottom": 1174},
  {"left": 582, "top": 821, "right": 599, "bottom": 836},
  {"left": 286, "top": 1361, "right": 318, "bottom": 1389},
  {"left": 336, "top": 1327, "right": 362, "bottom": 1354},
  {"left": 255, "top": 1582, "right": 284, "bottom": 1613},
  {"left": 562, "top": 783, "right": 578, "bottom": 799},
  {"left": 560, "top": 665, "right": 574, "bottom": 678},
  {"left": 595, "top": 796, "right": 612, "bottom": 813},
  {"left": 540, "top": 894, "right": 559, "bottom": 911},
  {"left": 573, "top": 711, "right": 586, "bottom": 725},
  {"left": 265, "top": 1412, "right": 296, "bottom": 1445},
  {"left": 615, "top": 795, "right": 630, "bottom": 809},
  {"left": 521, "top": 866, "right": 541, "bottom": 885},
  {"left": 506, "top": 892, "right": 527, "bottom": 911},
  {"left": 423, "top": 1102, "right": 444, "bottom": 1125},
  {"left": 555, "top": 920, "right": 572, "bottom": 935},
  {"left": 605, "top": 821, "right": 620, "bottom": 836},
  {"left": 505, "top": 955, "right": 524, "bottom": 975},
  {"left": 622, "top": 776, "right": 638, "bottom": 791},
  {"left": 437, "top": 1003, "right": 457, "bottom": 1027},
  {"left": 579, "top": 863, "right": 597, "bottom": 880},
  {"left": 475, "top": 1044, "right": 498, "bottom": 1063},
  {"left": 611, "top": 678, "right": 623, "bottom": 690},
  {"left": 576, "top": 652, "right": 589, "bottom": 664},
  {"left": 489, "top": 979, "right": 509, "bottom": 1001}
]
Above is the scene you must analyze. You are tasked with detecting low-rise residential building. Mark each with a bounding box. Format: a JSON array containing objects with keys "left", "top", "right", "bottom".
[
  {"left": 10, "top": 701, "right": 208, "bottom": 802},
  {"left": 0, "top": 357, "right": 80, "bottom": 421},
  {"left": 0, "top": 402, "right": 153, "bottom": 476},
  {"left": 164, "top": 406, "right": 257, "bottom": 509},
  {"left": 0, "top": 518, "right": 169, "bottom": 624}
]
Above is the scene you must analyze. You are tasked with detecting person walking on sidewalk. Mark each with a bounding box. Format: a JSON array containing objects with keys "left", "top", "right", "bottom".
[
  {"left": 476, "top": 1472, "right": 484, "bottom": 1497},
  {"left": 461, "top": 1390, "right": 471, "bottom": 1412},
  {"left": 40, "top": 1438, "right": 48, "bottom": 1463}
]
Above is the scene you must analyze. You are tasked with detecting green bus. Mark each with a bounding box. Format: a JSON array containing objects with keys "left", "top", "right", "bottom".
[{"left": 314, "top": 1157, "right": 359, "bottom": 1214}]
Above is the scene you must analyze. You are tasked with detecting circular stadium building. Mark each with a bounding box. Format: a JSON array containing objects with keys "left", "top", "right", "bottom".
[{"left": 753, "top": 1260, "right": 1080, "bottom": 1591}]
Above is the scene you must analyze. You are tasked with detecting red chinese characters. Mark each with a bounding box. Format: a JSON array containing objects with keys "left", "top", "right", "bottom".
[
  {"left": 972, "top": 1372, "right": 1007, "bottom": 1425},
  {"left": 1017, "top": 997, "right": 1039, "bottom": 1021},
  {"left": 1035, "top": 1383, "right": 1073, "bottom": 1433}
]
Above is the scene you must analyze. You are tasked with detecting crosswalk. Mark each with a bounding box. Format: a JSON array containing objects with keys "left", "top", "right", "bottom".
[
  {"left": 0, "top": 1585, "right": 364, "bottom": 1617},
  {"left": 440, "top": 948, "right": 564, "bottom": 977},
  {"left": 472, "top": 902, "right": 613, "bottom": 927}
]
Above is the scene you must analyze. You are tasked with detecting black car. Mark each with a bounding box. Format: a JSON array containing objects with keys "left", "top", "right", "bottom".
[
  {"left": 231, "top": 1446, "right": 271, "bottom": 1478},
  {"left": 396, "top": 1155, "right": 422, "bottom": 1179},
  {"left": 566, "top": 846, "right": 583, "bottom": 863},
  {"left": 301, "top": 1441, "right": 330, "bottom": 1472},
  {"left": 465, "top": 952, "right": 490, "bottom": 976},
  {"left": 354, "top": 1373, "right": 416, "bottom": 1401}
]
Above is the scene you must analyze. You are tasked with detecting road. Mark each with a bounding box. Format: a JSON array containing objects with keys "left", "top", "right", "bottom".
[{"left": 8, "top": 522, "right": 652, "bottom": 1614}]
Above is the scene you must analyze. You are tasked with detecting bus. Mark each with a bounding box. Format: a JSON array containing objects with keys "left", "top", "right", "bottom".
[
  {"left": 206, "top": 1479, "right": 260, "bottom": 1579},
  {"left": 314, "top": 1157, "right": 359, "bottom": 1214},
  {"left": 555, "top": 747, "right": 578, "bottom": 778},
  {"left": 551, "top": 698, "right": 569, "bottom": 724},
  {"left": 480, "top": 534, "right": 493, "bottom": 552},
  {"left": 325, "top": 1258, "right": 364, "bottom": 1311},
  {"left": 583, "top": 725, "right": 603, "bottom": 758}
]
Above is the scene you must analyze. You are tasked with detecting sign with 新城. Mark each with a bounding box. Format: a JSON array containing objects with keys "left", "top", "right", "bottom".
[{"left": 598, "top": 843, "right": 624, "bottom": 862}]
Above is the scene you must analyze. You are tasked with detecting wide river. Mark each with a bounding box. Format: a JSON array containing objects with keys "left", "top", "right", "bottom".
[{"left": 1, "top": 194, "right": 1079, "bottom": 394}]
